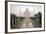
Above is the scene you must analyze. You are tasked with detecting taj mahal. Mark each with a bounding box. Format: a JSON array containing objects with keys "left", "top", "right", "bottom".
[{"left": 24, "top": 8, "right": 31, "bottom": 17}]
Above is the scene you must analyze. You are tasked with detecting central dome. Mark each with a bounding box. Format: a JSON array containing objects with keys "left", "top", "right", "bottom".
[{"left": 24, "top": 8, "right": 31, "bottom": 17}]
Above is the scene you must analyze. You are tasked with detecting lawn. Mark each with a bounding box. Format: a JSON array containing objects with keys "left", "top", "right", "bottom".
[
  {"left": 11, "top": 17, "right": 24, "bottom": 29},
  {"left": 31, "top": 18, "right": 42, "bottom": 28}
]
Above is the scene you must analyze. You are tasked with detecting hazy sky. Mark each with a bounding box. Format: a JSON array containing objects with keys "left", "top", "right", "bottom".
[{"left": 10, "top": 2, "right": 42, "bottom": 17}]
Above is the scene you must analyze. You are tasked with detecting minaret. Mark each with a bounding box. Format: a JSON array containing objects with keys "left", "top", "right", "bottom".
[
  {"left": 19, "top": 9, "right": 21, "bottom": 17},
  {"left": 19, "top": 9, "right": 21, "bottom": 21}
]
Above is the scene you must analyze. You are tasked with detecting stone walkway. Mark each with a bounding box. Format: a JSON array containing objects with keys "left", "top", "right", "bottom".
[{"left": 20, "top": 18, "right": 34, "bottom": 28}]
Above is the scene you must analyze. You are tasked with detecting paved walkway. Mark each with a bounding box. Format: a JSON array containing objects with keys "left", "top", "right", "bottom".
[{"left": 20, "top": 18, "right": 34, "bottom": 28}]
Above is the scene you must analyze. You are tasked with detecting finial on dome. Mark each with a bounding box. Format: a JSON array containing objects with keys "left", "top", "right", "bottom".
[{"left": 26, "top": 8, "right": 29, "bottom": 11}]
